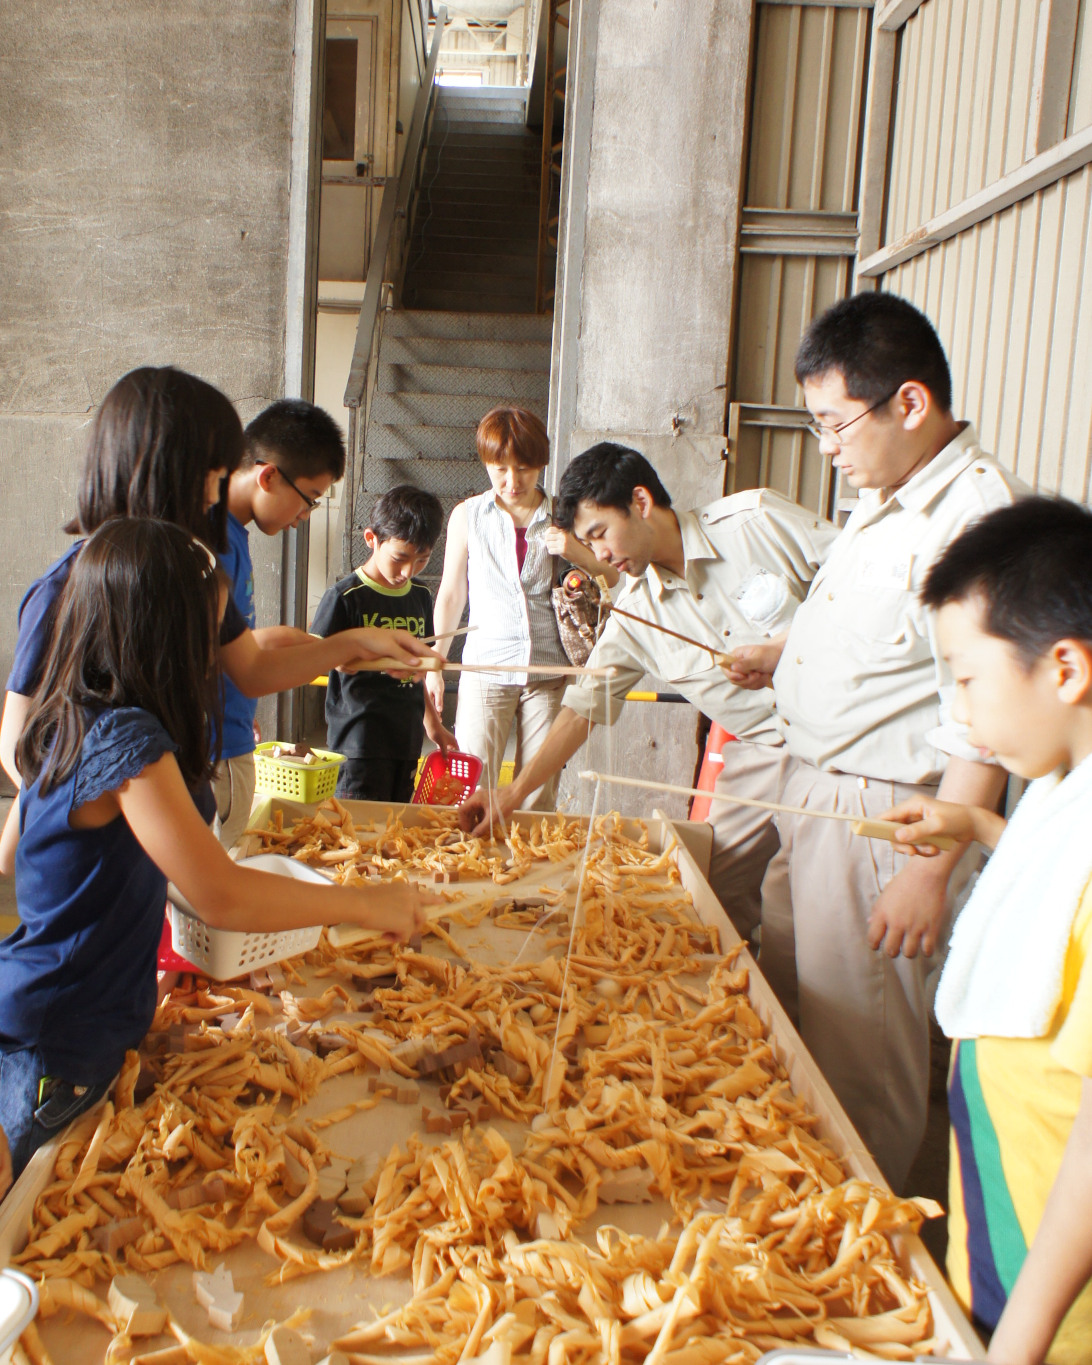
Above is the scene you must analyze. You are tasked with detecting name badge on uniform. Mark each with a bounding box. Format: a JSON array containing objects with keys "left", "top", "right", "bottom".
[{"left": 860, "top": 553, "right": 915, "bottom": 591}]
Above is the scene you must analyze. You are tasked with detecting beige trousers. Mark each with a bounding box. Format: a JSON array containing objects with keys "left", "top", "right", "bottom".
[
  {"left": 454, "top": 676, "right": 566, "bottom": 811},
  {"left": 707, "top": 744, "right": 975, "bottom": 1190},
  {"left": 211, "top": 753, "right": 258, "bottom": 853},
  {"left": 761, "top": 759, "right": 976, "bottom": 1190}
]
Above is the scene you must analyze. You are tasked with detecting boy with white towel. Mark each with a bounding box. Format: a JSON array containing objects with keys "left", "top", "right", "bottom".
[{"left": 883, "top": 497, "right": 1092, "bottom": 1365}]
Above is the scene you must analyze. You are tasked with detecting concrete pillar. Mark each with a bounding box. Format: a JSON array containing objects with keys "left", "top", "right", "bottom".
[
  {"left": 549, "top": 0, "right": 754, "bottom": 817},
  {"left": 0, "top": 0, "right": 307, "bottom": 739}
]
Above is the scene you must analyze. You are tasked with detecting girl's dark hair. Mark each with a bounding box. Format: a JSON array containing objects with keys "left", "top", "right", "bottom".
[
  {"left": 18, "top": 519, "right": 224, "bottom": 794},
  {"left": 69, "top": 366, "right": 244, "bottom": 552},
  {"left": 554, "top": 443, "right": 672, "bottom": 530},
  {"left": 922, "top": 497, "right": 1092, "bottom": 668}
]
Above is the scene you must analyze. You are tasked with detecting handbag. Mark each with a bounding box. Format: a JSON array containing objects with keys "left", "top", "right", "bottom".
[{"left": 551, "top": 567, "right": 608, "bottom": 666}]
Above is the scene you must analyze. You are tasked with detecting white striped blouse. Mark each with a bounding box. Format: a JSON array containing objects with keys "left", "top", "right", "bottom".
[{"left": 461, "top": 488, "right": 568, "bottom": 684}]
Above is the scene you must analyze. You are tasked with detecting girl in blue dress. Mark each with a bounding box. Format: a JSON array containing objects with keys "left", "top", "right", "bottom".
[{"left": 0, "top": 519, "right": 427, "bottom": 1194}]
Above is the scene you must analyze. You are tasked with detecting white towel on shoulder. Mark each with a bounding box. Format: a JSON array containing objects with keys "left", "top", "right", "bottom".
[{"left": 935, "top": 753, "right": 1092, "bottom": 1040}]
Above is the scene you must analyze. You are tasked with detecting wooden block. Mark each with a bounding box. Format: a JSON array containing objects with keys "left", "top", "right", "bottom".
[
  {"left": 216, "top": 1013, "right": 242, "bottom": 1036},
  {"left": 422, "top": 1106, "right": 454, "bottom": 1135},
  {"left": 313, "top": 1032, "right": 347, "bottom": 1057},
  {"left": 442, "top": 869, "right": 459, "bottom": 884},
  {"left": 351, "top": 971, "right": 399, "bottom": 994},
  {"left": 316, "top": 1157, "right": 349, "bottom": 1202},
  {"left": 487, "top": 1051, "right": 531, "bottom": 1085},
  {"left": 283, "top": 1148, "right": 308, "bottom": 1199},
  {"left": 193, "top": 1263, "right": 243, "bottom": 1332},
  {"left": 534, "top": 1209, "right": 560, "bottom": 1240},
  {"left": 598, "top": 1167, "right": 654, "bottom": 1205},
  {"left": 337, "top": 1182, "right": 372, "bottom": 1216},
  {"left": 302, "top": 1197, "right": 356, "bottom": 1252},
  {"left": 91, "top": 1216, "right": 146, "bottom": 1256},
  {"left": 109, "top": 1274, "right": 167, "bottom": 1337},
  {"left": 582, "top": 1023, "right": 610, "bottom": 1046},
  {"left": 249, "top": 968, "right": 272, "bottom": 992},
  {"left": 394, "top": 1076, "right": 420, "bottom": 1105},
  {"left": 266, "top": 964, "right": 286, "bottom": 992},
  {"left": 390, "top": 1036, "right": 428, "bottom": 1068},
  {"left": 431, "top": 869, "right": 446, "bottom": 883},
  {"left": 265, "top": 1325, "right": 311, "bottom": 1365},
  {"left": 365, "top": 1067, "right": 399, "bottom": 1095},
  {"left": 202, "top": 1175, "right": 228, "bottom": 1204},
  {"left": 286, "top": 1020, "right": 315, "bottom": 1050}
]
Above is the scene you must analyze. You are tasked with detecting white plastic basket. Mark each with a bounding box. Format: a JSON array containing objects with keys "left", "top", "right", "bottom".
[
  {"left": 0, "top": 1269, "right": 38, "bottom": 1355},
  {"left": 166, "top": 854, "right": 329, "bottom": 981}
]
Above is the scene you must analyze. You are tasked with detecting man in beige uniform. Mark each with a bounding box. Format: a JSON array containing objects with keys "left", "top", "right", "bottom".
[
  {"left": 728, "top": 293, "right": 1028, "bottom": 1188},
  {"left": 461, "top": 444, "right": 838, "bottom": 938}
]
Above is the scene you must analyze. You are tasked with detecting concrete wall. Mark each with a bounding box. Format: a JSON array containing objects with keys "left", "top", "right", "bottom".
[
  {"left": 550, "top": 0, "right": 753, "bottom": 817},
  {"left": 0, "top": 0, "right": 301, "bottom": 741}
]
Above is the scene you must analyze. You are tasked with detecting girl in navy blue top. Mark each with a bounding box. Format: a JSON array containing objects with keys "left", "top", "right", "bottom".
[
  {"left": 0, "top": 519, "right": 429, "bottom": 1196},
  {"left": 0, "top": 366, "right": 440, "bottom": 836}
]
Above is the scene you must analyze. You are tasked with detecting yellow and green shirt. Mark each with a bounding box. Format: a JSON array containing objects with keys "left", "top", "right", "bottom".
[{"left": 947, "top": 881, "right": 1092, "bottom": 1363}]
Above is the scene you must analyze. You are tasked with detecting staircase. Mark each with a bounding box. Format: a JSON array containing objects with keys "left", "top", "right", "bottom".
[
  {"left": 403, "top": 86, "right": 546, "bottom": 313},
  {"left": 353, "top": 308, "right": 553, "bottom": 584},
  {"left": 350, "top": 88, "right": 555, "bottom": 589}
]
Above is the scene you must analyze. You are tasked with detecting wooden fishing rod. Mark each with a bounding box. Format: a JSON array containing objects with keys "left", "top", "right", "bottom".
[
  {"left": 605, "top": 604, "right": 733, "bottom": 666},
  {"left": 578, "top": 769, "right": 958, "bottom": 851}
]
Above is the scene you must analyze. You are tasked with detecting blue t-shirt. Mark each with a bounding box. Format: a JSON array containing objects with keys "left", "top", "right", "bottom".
[
  {"left": 216, "top": 513, "right": 258, "bottom": 759},
  {"left": 0, "top": 708, "right": 177, "bottom": 1083},
  {"left": 6, "top": 542, "right": 248, "bottom": 699}
]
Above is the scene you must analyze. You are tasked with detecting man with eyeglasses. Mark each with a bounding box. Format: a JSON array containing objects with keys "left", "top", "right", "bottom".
[{"left": 723, "top": 292, "right": 1027, "bottom": 1189}]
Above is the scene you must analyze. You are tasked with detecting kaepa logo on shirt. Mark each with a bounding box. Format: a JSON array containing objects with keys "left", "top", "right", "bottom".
[{"left": 358, "top": 612, "right": 427, "bottom": 634}]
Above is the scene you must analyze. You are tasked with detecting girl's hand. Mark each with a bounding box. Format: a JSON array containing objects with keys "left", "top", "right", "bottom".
[
  {"left": 356, "top": 882, "right": 439, "bottom": 939},
  {"left": 342, "top": 628, "right": 442, "bottom": 680},
  {"left": 879, "top": 797, "right": 989, "bottom": 856}
]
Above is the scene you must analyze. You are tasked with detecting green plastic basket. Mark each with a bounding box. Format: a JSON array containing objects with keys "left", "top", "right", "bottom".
[{"left": 253, "top": 742, "right": 346, "bottom": 802}]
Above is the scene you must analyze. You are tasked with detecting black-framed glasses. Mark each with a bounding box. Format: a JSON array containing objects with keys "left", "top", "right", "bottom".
[
  {"left": 804, "top": 386, "right": 901, "bottom": 446},
  {"left": 256, "top": 460, "right": 322, "bottom": 511}
]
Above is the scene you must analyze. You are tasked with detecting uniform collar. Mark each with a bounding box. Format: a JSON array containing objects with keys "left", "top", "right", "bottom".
[
  {"left": 856, "top": 422, "right": 982, "bottom": 517},
  {"left": 645, "top": 509, "right": 715, "bottom": 598}
]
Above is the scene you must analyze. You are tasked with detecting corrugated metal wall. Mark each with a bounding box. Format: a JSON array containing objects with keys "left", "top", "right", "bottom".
[
  {"left": 727, "top": 0, "right": 872, "bottom": 518},
  {"left": 859, "top": 0, "right": 1092, "bottom": 497},
  {"left": 728, "top": 0, "right": 1092, "bottom": 514}
]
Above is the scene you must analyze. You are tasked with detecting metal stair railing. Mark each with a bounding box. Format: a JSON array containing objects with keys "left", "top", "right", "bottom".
[{"left": 341, "top": 3, "right": 448, "bottom": 575}]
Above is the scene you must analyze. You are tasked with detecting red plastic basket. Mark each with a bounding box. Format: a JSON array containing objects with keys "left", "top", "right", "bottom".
[{"left": 412, "top": 750, "right": 483, "bottom": 806}]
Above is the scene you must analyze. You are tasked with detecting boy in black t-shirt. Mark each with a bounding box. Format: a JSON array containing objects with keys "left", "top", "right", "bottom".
[{"left": 311, "top": 486, "right": 456, "bottom": 802}]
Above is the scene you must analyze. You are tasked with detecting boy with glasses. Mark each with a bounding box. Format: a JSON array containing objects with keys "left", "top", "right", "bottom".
[
  {"left": 214, "top": 399, "right": 346, "bottom": 847},
  {"left": 725, "top": 292, "right": 1028, "bottom": 1188}
]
